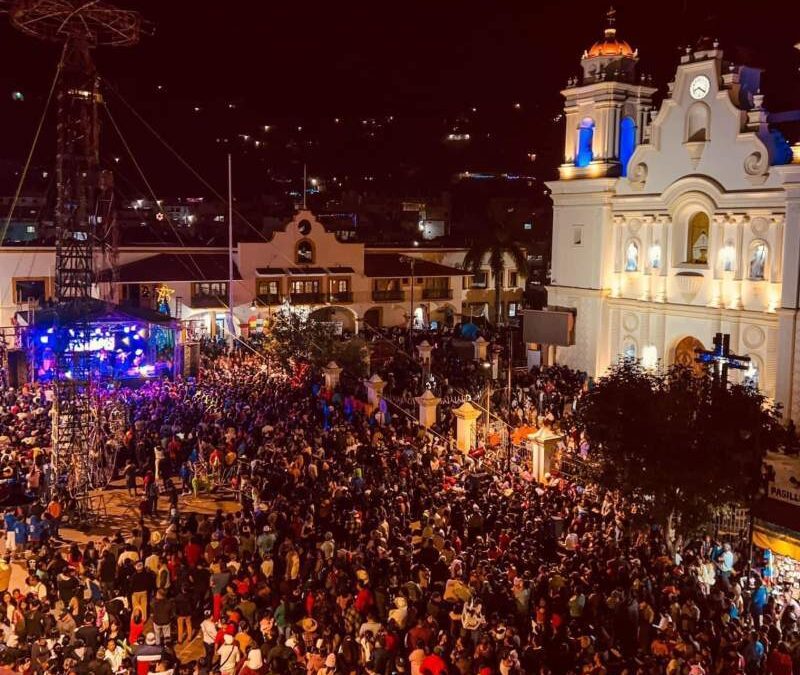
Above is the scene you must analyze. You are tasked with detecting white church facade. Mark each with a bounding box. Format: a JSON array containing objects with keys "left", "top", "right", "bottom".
[{"left": 547, "top": 16, "right": 800, "bottom": 418}]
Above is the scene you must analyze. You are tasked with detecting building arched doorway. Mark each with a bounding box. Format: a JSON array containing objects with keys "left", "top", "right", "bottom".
[{"left": 673, "top": 336, "right": 705, "bottom": 376}]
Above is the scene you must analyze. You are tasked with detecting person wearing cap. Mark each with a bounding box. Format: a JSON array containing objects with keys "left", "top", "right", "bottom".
[
  {"left": 215, "top": 632, "right": 241, "bottom": 675},
  {"left": 133, "top": 632, "right": 162, "bottom": 675}
]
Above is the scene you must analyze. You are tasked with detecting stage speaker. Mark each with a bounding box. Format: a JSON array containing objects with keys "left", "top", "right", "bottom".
[
  {"left": 6, "top": 349, "right": 28, "bottom": 388},
  {"left": 183, "top": 342, "right": 200, "bottom": 378}
]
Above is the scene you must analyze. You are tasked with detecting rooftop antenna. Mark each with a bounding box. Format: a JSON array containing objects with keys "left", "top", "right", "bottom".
[{"left": 303, "top": 163, "right": 308, "bottom": 210}]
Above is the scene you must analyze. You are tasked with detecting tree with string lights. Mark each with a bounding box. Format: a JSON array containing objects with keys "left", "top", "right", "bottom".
[{"left": 572, "top": 360, "right": 782, "bottom": 541}]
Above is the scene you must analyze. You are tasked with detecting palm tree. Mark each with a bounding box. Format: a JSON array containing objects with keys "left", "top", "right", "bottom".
[{"left": 462, "top": 218, "right": 528, "bottom": 326}]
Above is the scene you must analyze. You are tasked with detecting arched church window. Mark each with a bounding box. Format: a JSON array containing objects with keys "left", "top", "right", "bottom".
[
  {"left": 296, "top": 239, "right": 314, "bottom": 264},
  {"left": 619, "top": 116, "right": 636, "bottom": 177},
  {"left": 686, "top": 102, "right": 710, "bottom": 143},
  {"left": 622, "top": 339, "right": 637, "bottom": 362},
  {"left": 686, "top": 212, "right": 709, "bottom": 264},
  {"left": 576, "top": 117, "right": 595, "bottom": 167},
  {"left": 744, "top": 360, "right": 760, "bottom": 389},
  {"left": 748, "top": 242, "right": 768, "bottom": 280},
  {"left": 625, "top": 240, "right": 639, "bottom": 272},
  {"left": 649, "top": 243, "right": 661, "bottom": 270}
]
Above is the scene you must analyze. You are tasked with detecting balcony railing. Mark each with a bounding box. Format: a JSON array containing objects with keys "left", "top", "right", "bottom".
[
  {"left": 329, "top": 291, "right": 353, "bottom": 303},
  {"left": 372, "top": 289, "right": 405, "bottom": 302},
  {"left": 422, "top": 288, "right": 452, "bottom": 300},
  {"left": 256, "top": 293, "right": 282, "bottom": 305},
  {"left": 190, "top": 294, "right": 227, "bottom": 308},
  {"left": 290, "top": 292, "right": 325, "bottom": 304}
]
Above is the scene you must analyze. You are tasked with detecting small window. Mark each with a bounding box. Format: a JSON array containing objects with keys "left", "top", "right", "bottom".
[
  {"left": 687, "top": 212, "right": 709, "bottom": 264},
  {"left": 330, "top": 278, "right": 349, "bottom": 293},
  {"left": 649, "top": 244, "right": 661, "bottom": 270},
  {"left": 622, "top": 340, "right": 637, "bottom": 361},
  {"left": 470, "top": 271, "right": 488, "bottom": 288},
  {"left": 625, "top": 241, "right": 639, "bottom": 272},
  {"left": 576, "top": 117, "right": 595, "bottom": 167},
  {"left": 258, "top": 280, "right": 279, "bottom": 295},
  {"left": 572, "top": 226, "right": 583, "bottom": 246},
  {"left": 749, "top": 243, "right": 768, "bottom": 280},
  {"left": 15, "top": 279, "right": 46, "bottom": 304},
  {"left": 296, "top": 239, "right": 314, "bottom": 264},
  {"left": 687, "top": 102, "right": 710, "bottom": 143},
  {"left": 508, "top": 271, "right": 518, "bottom": 288}
]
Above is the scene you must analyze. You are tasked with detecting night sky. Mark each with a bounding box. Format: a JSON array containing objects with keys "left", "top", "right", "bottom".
[{"left": 0, "top": 0, "right": 798, "bottom": 198}]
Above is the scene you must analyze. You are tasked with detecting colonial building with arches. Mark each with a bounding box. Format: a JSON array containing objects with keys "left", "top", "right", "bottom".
[{"left": 547, "top": 15, "right": 800, "bottom": 417}]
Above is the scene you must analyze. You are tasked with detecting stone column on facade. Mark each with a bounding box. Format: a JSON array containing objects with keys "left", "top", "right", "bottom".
[
  {"left": 363, "top": 373, "right": 385, "bottom": 408},
  {"left": 708, "top": 214, "right": 727, "bottom": 307},
  {"left": 415, "top": 388, "right": 441, "bottom": 429},
  {"left": 728, "top": 214, "right": 744, "bottom": 309},
  {"left": 322, "top": 361, "right": 342, "bottom": 390},
  {"left": 453, "top": 400, "right": 482, "bottom": 453},
  {"left": 640, "top": 216, "right": 654, "bottom": 301},
  {"left": 653, "top": 216, "right": 669, "bottom": 302},
  {"left": 473, "top": 336, "right": 488, "bottom": 361},
  {"left": 771, "top": 214, "right": 785, "bottom": 284}
]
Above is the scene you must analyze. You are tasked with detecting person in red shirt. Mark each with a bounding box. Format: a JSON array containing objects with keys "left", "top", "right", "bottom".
[
  {"left": 766, "top": 642, "right": 793, "bottom": 675},
  {"left": 354, "top": 581, "right": 373, "bottom": 615},
  {"left": 420, "top": 649, "right": 448, "bottom": 675},
  {"left": 184, "top": 537, "right": 203, "bottom": 568}
]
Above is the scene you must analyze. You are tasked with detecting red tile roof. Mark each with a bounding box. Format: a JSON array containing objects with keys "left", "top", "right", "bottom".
[
  {"left": 363, "top": 253, "right": 468, "bottom": 278},
  {"left": 98, "top": 253, "right": 242, "bottom": 283}
]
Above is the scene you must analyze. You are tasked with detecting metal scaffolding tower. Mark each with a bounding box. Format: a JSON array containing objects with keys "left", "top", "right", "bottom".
[{"left": 5, "top": 0, "right": 141, "bottom": 512}]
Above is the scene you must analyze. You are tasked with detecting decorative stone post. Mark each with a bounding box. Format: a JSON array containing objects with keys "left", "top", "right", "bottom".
[
  {"left": 526, "top": 427, "right": 565, "bottom": 483},
  {"left": 453, "top": 400, "right": 481, "bottom": 453},
  {"left": 473, "top": 336, "right": 488, "bottom": 361},
  {"left": 363, "top": 373, "right": 385, "bottom": 408},
  {"left": 415, "top": 388, "right": 441, "bottom": 429},
  {"left": 417, "top": 340, "right": 433, "bottom": 379},
  {"left": 322, "top": 361, "right": 342, "bottom": 390},
  {"left": 416, "top": 340, "right": 433, "bottom": 365}
]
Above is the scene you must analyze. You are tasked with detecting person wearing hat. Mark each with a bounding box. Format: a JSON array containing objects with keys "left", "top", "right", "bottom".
[
  {"left": 133, "top": 632, "right": 162, "bottom": 675},
  {"left": 215, "top": 632, "right": 241, "bottom": 675}
]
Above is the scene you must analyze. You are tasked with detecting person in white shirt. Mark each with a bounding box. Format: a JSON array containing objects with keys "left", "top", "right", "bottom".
[{"left": 200, "top": 611, "right": 217, "bottom": 661}]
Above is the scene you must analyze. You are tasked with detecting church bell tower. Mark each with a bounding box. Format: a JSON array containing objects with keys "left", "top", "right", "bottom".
[{"left": 559, "top": 8, "right": 657, "bottom": 179}]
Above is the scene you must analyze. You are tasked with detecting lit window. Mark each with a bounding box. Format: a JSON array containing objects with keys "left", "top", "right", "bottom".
[
  {"left": 296, "top": 240, "right": 314, "bottom": 264},
  {"left": 687, "top": 213, "right": 709, "bottom": 264},
  {"left": 576, "top": 118, "right": 595, "bottom": 167},
  {"left": 749, "top": 243, "right": 768, "bottom": 280},
  {"left": 625, "top": 241, "right": 639, "bottom": 272}
]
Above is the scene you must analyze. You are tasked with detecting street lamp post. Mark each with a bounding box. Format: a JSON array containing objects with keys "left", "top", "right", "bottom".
[
  {"left": 399, "top": 255, "right": 416, "bottom": 353},
  {"left": 480, "top": 359, "right": 492, "bottom": 444}
]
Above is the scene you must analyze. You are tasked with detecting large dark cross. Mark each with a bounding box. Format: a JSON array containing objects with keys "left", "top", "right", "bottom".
[{"left": 695, "top": 332, "right": 751, "bottom": 385}]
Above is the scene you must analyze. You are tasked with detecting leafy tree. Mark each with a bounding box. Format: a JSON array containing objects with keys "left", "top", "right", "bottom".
[
  {"left": 266, "top": 305, "right": 367, "bottom": 378},
  {"left": 462, "top": 206, "right": 528, "bottom": 326},
  {"left": 572, "top": 360, "right": 782, "bottom": 540}
]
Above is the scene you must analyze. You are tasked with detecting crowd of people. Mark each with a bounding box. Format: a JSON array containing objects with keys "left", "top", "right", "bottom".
[{"left": 0, "top": 336, "right": 797, "bottom": 675}]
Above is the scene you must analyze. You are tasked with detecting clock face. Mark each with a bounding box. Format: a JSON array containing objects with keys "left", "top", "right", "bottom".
[{"left": 690, "top": 75, "right": 710, "bottom": 100}]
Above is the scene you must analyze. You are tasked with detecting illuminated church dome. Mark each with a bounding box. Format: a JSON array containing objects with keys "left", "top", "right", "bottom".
[
  {"left": 578, "top": 7, "right": 639, "bottom": 85},
  {"left": 588, "top": 27, "right": 634, "bottom": 58}
]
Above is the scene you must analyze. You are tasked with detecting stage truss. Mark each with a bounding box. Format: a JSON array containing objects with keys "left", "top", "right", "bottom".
[{"left": 4, "top": 0, "right": 144, "bottom": 512}]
